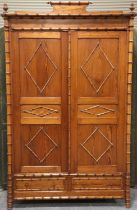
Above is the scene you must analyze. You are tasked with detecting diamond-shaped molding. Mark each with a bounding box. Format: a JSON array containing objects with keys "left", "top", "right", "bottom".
[
  {"left": 80, "top": 105, "right": 115, "bottom": 117},
  {"left": 81, "top": 41, "right": 115, "bottom": 93},
  {"left": 22, "top": 106, "right": 59, "bottom": 118},
  {"left": 80, "top": 127, "right": 113, "bottom": 162},
  {"left": 24, "top": 40, "right": 58, "bottom": 94},
  {"left": 25, "top": 127, "right": 58, "bottom": 163}
]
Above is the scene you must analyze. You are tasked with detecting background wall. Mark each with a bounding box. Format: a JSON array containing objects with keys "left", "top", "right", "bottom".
[{"left": 0, "top": 0, "right": 137, "bottom": 189}]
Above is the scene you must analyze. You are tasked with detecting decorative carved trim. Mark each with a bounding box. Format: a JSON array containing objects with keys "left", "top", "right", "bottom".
[
  {"left": 125, "top": 15, "right": 134, "bottom": 208},
  {"left": 48, "top": 1, "right": 91, "bottom": 14},
  {"left": 129, "top": 3, "right": 135, "bottom": 15},
  {"left": 80, "top": 127, "right": 113, "bottom": 163},
  {"left": 81, "top": 41, "right": 115, "bottom": 93},
  {"left": 24, "top": 40, "right": 58, "bottom": 95},
  {"left": 10, "top": 26, "right": 129, "bottom": 32},
  {"left": 2, "top": 2, "right": 136, "bottom": 19},
  {"left": 25, "top": 127, "right": 58, "bottom": 163},
  {"left": 15, "top": 195, "right": 124, "bottom": 200},
  {"left": 3, "top": 3, "right": 8, "bottom": 14},
  {"left": 80, "top": 105, "right": 115, "bottom": 117},
  {"left": 22, "top": 106, "right": 59, "bottom": 118},
  {"left": 14, "top": 172, "right": 123, "bottom": 178},
  {"left": 49, "top": 1, "right": 90, "bottom": 6},
  {"left": 4, "top": 18, "right": 13, "bottom": 210}
]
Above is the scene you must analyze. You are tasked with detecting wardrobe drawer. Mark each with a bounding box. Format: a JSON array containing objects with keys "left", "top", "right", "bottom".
[
  {"left": 15, "top": 178, "right": 65, "bottom": 191},
  {"left": 72, "top": 177, "right": 123, "bottom": 190}
]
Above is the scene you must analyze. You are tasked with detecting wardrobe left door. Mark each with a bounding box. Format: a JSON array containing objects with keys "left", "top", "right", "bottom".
[{"left": 11, "top": 31, "right": 68, "bottom": 175}]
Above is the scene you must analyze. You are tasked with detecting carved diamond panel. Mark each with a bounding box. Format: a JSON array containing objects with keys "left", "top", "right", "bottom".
[
  {"left": 81, "top": 41, "right": 115, "bottom": 93},
  {"left": 24, "top": 41, "right": 58, "bottom": 94},
  {"left": 80, "top": 127, "right": 113, "bottom": 162},
  {"left": 25, "top": 127, "right": 58, "bottom": 163},
  {"left": 22, "top": 106, "right": 59, "bottom": 118},
  {"left": 80, "top": 105, "right": 115, "bottom": 117}
]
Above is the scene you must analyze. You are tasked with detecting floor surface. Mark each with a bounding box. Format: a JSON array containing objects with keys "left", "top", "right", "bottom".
[{"left": 0, "top": 189, "right": 137, "bottom": 210}]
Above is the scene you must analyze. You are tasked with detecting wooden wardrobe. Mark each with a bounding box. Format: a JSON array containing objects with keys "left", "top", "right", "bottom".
[{"left": 2, "top": 2, "right": 136, "bottom": 209}]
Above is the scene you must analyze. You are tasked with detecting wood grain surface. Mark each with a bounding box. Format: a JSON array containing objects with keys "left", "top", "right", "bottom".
[{"left": 2, "top": 1, "right": 135, "bottom": 210}]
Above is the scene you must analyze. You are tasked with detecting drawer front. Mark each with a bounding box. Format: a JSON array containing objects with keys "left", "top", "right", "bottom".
[
  {"left": 15, "top": 178, "right": 65, "bottom": 191},
  {"left": 14, "top": 175, "right": 124, "bottom": 192},
  {"left": 14, "top": 175, "right": 125, "bottom": 200},
  {"left": 72, "top": 177, "right": 123, "bottom": 190}
]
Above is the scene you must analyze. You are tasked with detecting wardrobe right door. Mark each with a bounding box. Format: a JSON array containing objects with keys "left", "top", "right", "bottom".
[{"left": 70, "top": 31, "right": 128, "bottom": 176}]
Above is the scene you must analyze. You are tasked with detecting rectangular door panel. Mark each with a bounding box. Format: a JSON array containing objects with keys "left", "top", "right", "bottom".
[
  {"left": 11, "top": 32, "right": 68, "bottom": 174},
  {"left": 70, "top": 31, "right": 127, "bottom": 174}
]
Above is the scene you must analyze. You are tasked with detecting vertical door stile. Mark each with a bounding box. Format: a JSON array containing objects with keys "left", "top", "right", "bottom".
[
  {"left": 61, "top": 32, "right": 68, "bottom": 173},
  {"left": 68, "top": 31, "right": 71, "bottom": 173},
  {"left": 70, "top": 31, "right": 78, "bottom": 173}
]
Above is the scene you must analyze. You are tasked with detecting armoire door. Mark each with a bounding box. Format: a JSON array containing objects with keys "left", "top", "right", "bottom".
[
  {"left": 70, "top": 31, "right": 127, "bottom": 174},
  {"left": 11, "top": 31, "right": 68, "bottom": 174},
  {"left": 11, "top": 30, "right": 128, "bottom": 176}
]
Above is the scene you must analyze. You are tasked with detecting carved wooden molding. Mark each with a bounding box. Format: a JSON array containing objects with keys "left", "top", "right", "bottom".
[
  {"left": 21, "top": 105, "right": 61, "bottom": 124},
  {"left": 25, "top": 126, "right": 58, "bottom": 163},
  {"left": 80, "top": 127, "right": 113, "bottom": 163},
  {"left": 24, "top": 40, "right": 59, "bottom": 95},
  {"left": 10, "top": 26, "right": 129, "bottom": 31},
  {"left": 80, "top": 41, "right": 115, "bottom": 94},
  {"left": 48, "top": 1, "right": 91, "bottom": 14},
  {"left": 125, "top": 17, "right": 134, "bottom": 208},
  {"left": 49, "top": 1, "right": 90, "bottom": 6},
  {"left": 80, "top": 105, "right": 115, "bottom": 117},
  {"left": 22, "top": 105, "right": 59, "bottom": 118},
  {"left": 4, "top": 18, "right": 13, "bottom": 210},
  {"left": 2, "top": 2, "right": 136, "bottom": 18},
  {"left": 15, "top": 195, "right": 123, "bottom": 200},
  {"left": 14, "top": 172, "right": 123, "bottom": 178}
]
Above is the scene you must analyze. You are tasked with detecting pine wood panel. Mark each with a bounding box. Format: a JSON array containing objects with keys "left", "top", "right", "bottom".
[
  {"left": 11, "top": 31, "right": 68, "bottom": 175},
  {"left": 69, "top": 31, "right": 127, "bottom": 177}
]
